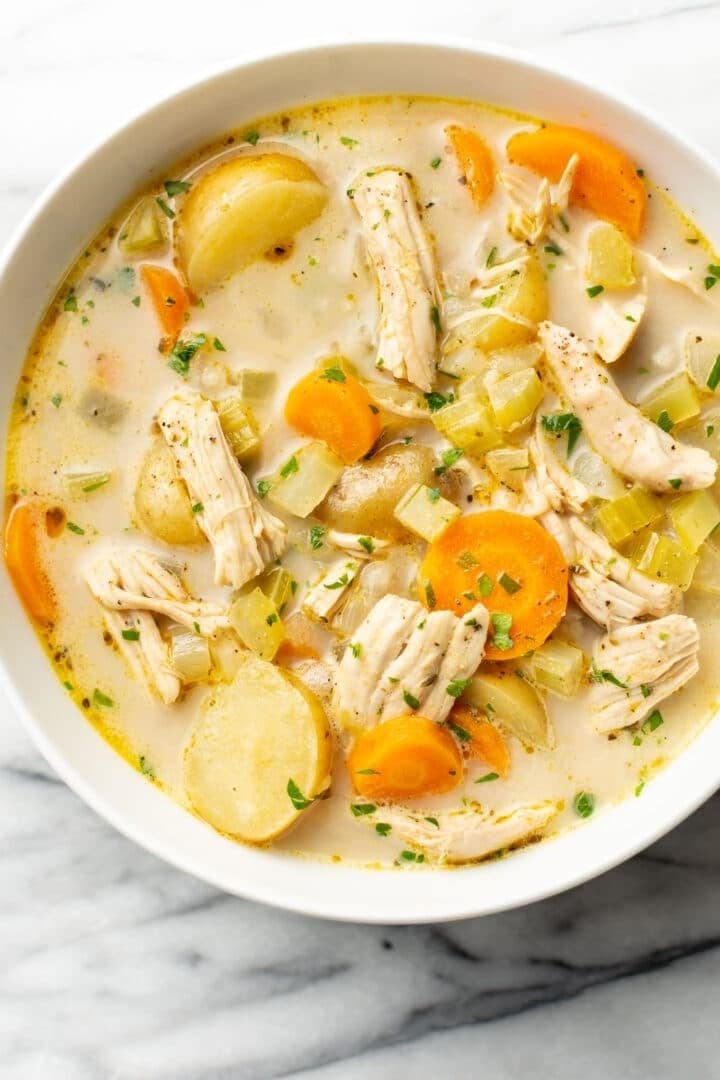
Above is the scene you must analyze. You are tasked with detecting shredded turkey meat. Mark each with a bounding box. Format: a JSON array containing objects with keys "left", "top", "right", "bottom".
[
  {"left": 588, "top": 613, "right": 700, "bottom": 731},
  {"left": 352, "top": 168, "right": 439, "bottom": 391},
  {"left": 539, "top": 322, "right": 717, "bottom": 493},
  {"left": 333, "top": 594, "right": 488, "bottom": 730},
  {"left": 158, "top": 389, "right": 286, "bottom": 589}
]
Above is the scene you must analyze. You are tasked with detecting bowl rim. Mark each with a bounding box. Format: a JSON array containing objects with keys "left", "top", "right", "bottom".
[{"left": 2, "top": 35, "right": 720, "bottom": 924}]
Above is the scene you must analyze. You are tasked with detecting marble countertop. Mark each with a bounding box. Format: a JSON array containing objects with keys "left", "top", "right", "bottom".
[{"left": 3, "top": 1, "right": 720, "bottom": 1076}]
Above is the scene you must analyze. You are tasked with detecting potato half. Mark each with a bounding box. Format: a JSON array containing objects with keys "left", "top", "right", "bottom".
[
  {"left": 134, "top": 438, "right": 204, "bottom": 546},
  {"left": 183, "top": 653, "right": 333, "bottom": 843},
  {"left": 178, "top": 153, "right": 327, "bottom": 293}
]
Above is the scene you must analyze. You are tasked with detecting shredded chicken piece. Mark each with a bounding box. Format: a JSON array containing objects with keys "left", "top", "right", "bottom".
[
  {"left": 539, "top": 322, "right": 717, "bottom": 492},
  {"left": 638, "top": 251, "right": 720, "bottom": 303},
  {"left": 158, "top": 389, "right": 286, "bottom": 588},
  {"left": 529, "top": 423, "right": 590, "bottom": 513},
  {"left": 333, "top": 594, "right": 488, "bottom": 730},
  {"left": 589, "top": 614, "right": 700, "bottom": 731},
  {"left": 85, "top": 548, "right": 227, "bottom": 704},
  {"left": 302, "top": 559, "right": 359, "bottom": 622},
  {"left": 569, "top": 518, "right": 681, "bottom": 629},
  {"left": 362, "top": 800, "right": 558, "bottom": 864},
  {"left": 499, "top": 154, "right": 578, "bottom": 244},
  {"left": 352, "top": 168, "right": 439, "bottom": 391},
  {"left": 326, "top": 530, "right": 390, "bottom": 558}
]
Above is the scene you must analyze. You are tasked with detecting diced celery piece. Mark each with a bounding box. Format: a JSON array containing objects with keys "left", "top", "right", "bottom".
[
  {"left": 684, "top": 331, "right": 720, "bottom": 393},
  {"left": 267, "top": 441, "right": 343, "bottom": 518},
  {"left": 638, "top": 372, "right": 700, "bottom": 429},
  {"left": 585, "top": 223, "right": 636, "bottom": 288},
  {"left": 62, "top": 470, "right": 112, "bottom": 496},
  {"left": 690, "top": 541, "right": 720, "bottom": 594},
  {"left": 444, "top": 254, "right": 548, "bottom": 353},
  {"left": 572, "top": 450, "right": 626, "bottom": 501},
  {"left": 235, "top": 369, "right": 277, "bottom": 402},
  {"left": 394, "top": 483, "right": 461, "bottom": 542},
  {"left": 432, "top": 394, "right": 504, "bottom": 457},
  {"left": 169, "top": 629, "right": 212, "bottom": 682},
  {"left": 437, "top": 345, "right": 488, "bottom": 379},
  {"left": 487, "top": 367, "right": 544, "bottom": 431},
  {"left": 595, "top": 486, "right": 665, "bottom": 545},
  {"left": 458, "top": 373, "right": 487, "bottom": 399},
  {"left": 463, "top": 669, "right": 553, "bottom": 750},
  {"left": 119, "top": 197, "right": 168, "bottom": 256},
  {"left": 216, "top": 397, "right": 260, "bottom": 461},
  {"left": 625, "top": 531, "right": 698, "bottom": 590},
  {"left": 668, "top": 489, "right": 720, "bottom": 552},
  {"left": 258, "top": 566, "right": 294, "bottom": 610},
  {"left": 527, "top": 639, "right": 585, "bottom": 698},
  {"left": 229, "top": 588, "right": 284, "bottom": 661},
  {"left": 486, "top": 447, "right": 530, "bottom": 492}
]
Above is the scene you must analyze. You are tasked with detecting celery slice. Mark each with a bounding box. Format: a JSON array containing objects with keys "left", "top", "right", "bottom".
[
  {"left": 638, "top": 372, "right": 700, "bottom": 429},
  {"left": 572, "top": 450, "right": 626, "bottom": 501},
  {"left": 684, "top": 331, "right": 720, "bottom": 392},
  {"left": 668, "top": 489, "right": 720, "bottom": 552},
  {"left": 486, "top": 366, "right": 544, "bottom": 431},
  {"left": 229, "top": 588, "right": 284, "bottom": 661},
  {"left": 216, "top": 397, "right": 260, "bottom": 461},
  {"left": 625, "top": 530, "right": 698, "bottom": 590},
  {"left": 595, "top": 486, "right": 665, "bottom": 545},
  {"left": 585, "top": 223, "right": 636, "bottom": 288},
  {"left": 393, "top": 483, "right": 461, "bottom": 542},
  {"left": 119, "top": 197, "right": 168, "bottom": 256},
  {"left": 169, "top": 629, "right": 212, "bottom": 682},
  {"left": 267, "top": 442, "right": 343, "bottom": 518},
  {"left": 526, "top": 639, "right": 585, "bottom": 698},
  {"left": 690, "top": 541, "right": 720, "bottom": 594},
  {"left": 258, "top": 566, "right": 294, "bottom": 610},
  {"left": 486, "top": 447, "right": 530, "bottom": 492},
  {"left": 235, "top": 369, "right": 277, "bottom": 402},
  {"left": 432, "top": 394, "right": 504, "bottom": 456}
]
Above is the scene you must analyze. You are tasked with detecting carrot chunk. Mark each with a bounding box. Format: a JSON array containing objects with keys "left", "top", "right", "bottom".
[
  {"left": 4, "top": 501, "right": 56, "bottom": 624},
  {"left": 506, "top": 124, "right": 645, "bottom": 240},
  {"left": 348, "top": 716, "right": 464, "bottom": 799},
  {"left": 140, "top": 264, "right": 190, "bottom": 339},
  {"left": 285, "top": 366, "right": 382, "bottom": 464},
  {"left": 447, "top": 125, "right": 495, "bottom": 208},
  {"left": 421, "top": 510, "right": 568, "bottom": 660},
  {"left": 450, "top": 704, "right": 510, "bottom": 776}
]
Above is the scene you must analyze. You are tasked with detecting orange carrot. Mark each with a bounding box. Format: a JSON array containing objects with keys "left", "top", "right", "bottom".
[
  {"left": 4, "top": 501, "right": 56, "bottom": 624},
  {"left": 447, "top": 125, "right": 495, "bottom": 208},
  {"left": 140, "top": 264, "right": 190, "bottom": 339},
  {"left": 285, "top": 365, "right": 382, "bottom": 464},
  {"left": 449, "top": 704, "right": 510, "bottom": 776},
  {"left": 506, "top": 124, "right": 645, "bottom": 240},
  {"left": 348, "top": 716, "right": 463, "bottom": 799},
  {"left": 421, "top": 510, "right": 568, "bottom": 661},
  {"left": 276, "top": 639, "right": 320, "bottom": 663}
]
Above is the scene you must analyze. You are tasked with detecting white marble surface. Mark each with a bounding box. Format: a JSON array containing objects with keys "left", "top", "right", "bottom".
[{"left": 2, "top": 2, "right": 720, "bottom": 1076}]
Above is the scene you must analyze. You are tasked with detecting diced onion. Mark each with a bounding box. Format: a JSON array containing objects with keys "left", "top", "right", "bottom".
[
  {"left": 572, "top": 450, "right": 626, "bottom": 501},
  {"left": 170, "top": 630, "right": 212, "bottom": 683}
]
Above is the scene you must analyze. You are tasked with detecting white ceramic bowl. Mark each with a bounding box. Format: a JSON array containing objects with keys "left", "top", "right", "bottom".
[{"left": 2, "top": 40, "right": 719, "bottom": 923}]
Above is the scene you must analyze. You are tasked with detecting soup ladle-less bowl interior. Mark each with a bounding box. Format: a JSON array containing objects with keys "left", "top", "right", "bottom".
[{"left": 2, "top": 40, "right": 720, "bottom": 923}]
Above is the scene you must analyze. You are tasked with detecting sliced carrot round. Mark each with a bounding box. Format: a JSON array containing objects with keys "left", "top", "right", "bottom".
[
  {"left": 507, "top": 124, "right": 645, "bottom": 240},
  {"left": 449, "top": 704, "right": 510, "bottom": 776},
  {"left": 348, "top": 715, "right": 463, "bottom": 800},
  {"left": 421, "top": 510, "right": 568, "bottom": 660},
  {"left": 4, "top": 500, "right": 56, "bottom": 624},
  {"left": 140, "top": 264, "right": 190, "bottom": 340},
  {"left": 446, "top": 125, "right": 495, "bottom": 208},
  {"left": 285, "top": 366, "right": 381, "bottom": 464}
]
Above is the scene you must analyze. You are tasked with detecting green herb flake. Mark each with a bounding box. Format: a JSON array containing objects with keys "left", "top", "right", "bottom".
[
  {"left": 212, "top": 337, "right": 227, "bottom": 352},
  {"left": 669, "top": 478, "right": 683, "bottom": 490},
  {"left": 544, "top": 241, "right": 563, "bottom": 256},
  {"left": 51, "top": 393, "right": 63, "bottom": 409},
  {"left": 191, "top": 502, "right": 204, "bottom": 514},
  {"left": 573, "top": 791, "right": 595, "bottom": 818},
  {"left": 477, "top": 572, "right": 493, "bottom": 597},
  {"left": 280, "top": 455, "right": 299, "bottom": 479},
  {"left": 324, "top": 573, "right": 350, "bottom": 591},
  {"left": 350, "top": 803, "right": 377, "bottom": 816},
  {"left": 63, "top": 681, "right": 74, "bottom": 692},
  {"left": 434, "top": 447, "right": 464, "bottom": 476},
  {"left": 641, "top": 684, "right": 653, "bottom": 698},
  {"left": 706, "top": 354, "right": 720, "bottom": 392},
  {"left": 358, "top": 536, "right": 375, "bottom": 554},
  {"left": 66, "top": 521, "right": 85, "bottom": 536},
  {"left": 399, "top": 850, "right": 423, "bottom": 863},
  {"left": 403, "top": 690, "right": 421, "bottom": 710},
  {"left": 424, "top": 390, "right": 451, "bottom": 413},
  {"left": 656, "top": 410, "right": 674, "bottom": 433},
  {"left": 430, "top": 156, "right": 442, "bottom": 169},
  {"left": 635, "top": 781, "right": 645, "bottom": 797},
  {"left": 131, "top": 295, "right": 141, "bottom": 307},
  {"left": 425, "top": 580, "right": 437, "bottom": 608},
  {"left": 350, "top": 642, "right": 363, "bottom": 659},
  {"left": 427, "top": 486, "right": 441, "bottom": 503},
  {"left": 475, "top": 772, "right": 500, "bottom": 784},
  {"left": 430, "top": 304, "right": 442, "bottom": 334},
  {"left": 498, "top": 571, "right": 521, "bottom": 595},
  {"left": 256, "top": 479, "right": 272, "bottom": 498},
  {"left": 340, "top": 135, "right": 358, "bottom": 147},
  {"left": 558, "top": 213, "right": 570, "bottom": 232},
  {"left": 155, "top": 197, "right": 175, "bottom": 219},
  {"left": 319, "top": 365, "right": 347, "bottom": 384},
  {"left": 92, "top": 688, "right": 114, "bottom": 708},
  {"left": 705, "top": 276, "right": 718, "bottom": 291},
  {"left": 446, "top": 677, "right": 472, "bottom": 699},
  {"left": 309, "top": 525, "right": 325, "bottom": 551},
  {"left": 168, "top": 333, "right": 206, "bottom": 376},
  {"left": 266, "top": 613, "right": 278, "bottom": 626},
  {"left": 591, "top": 663, "right": 627, "bottom": 689},
  {"left": 287, "top": 778, "right": 314, "bottom": 811},
  {"left": 490, "top": 612, "right": 513, "bottom": 651},
  {"left": 586, "top": 284, "right": 604, "bottom": 299},
  {"left": 121, "top": 628, "right": 140, "bottom": 641},
  {"left": 481, "top": 293, "right": 497, "bottom": 309},
  {"left": 63, "top": 292, "right": 78, "bottom": 313},
  {"left": 642, "top": 709, "right": 664, "bottom": 734},
  {"left": 139, "top": 755, "right": 155, "bottom": 778},
  {"left": 163, "top": 179, "right": 192, "bottom": 197},
  {"left": 375, "top": 822, "right": 392, "bottom": 836},
  {"left": 541, "top": 412, "right": 582, "bottom": 457},
  {"left": 243, "top": 130, "right": 260, "bottom": 145},
  {"left": 486, "top": 246, "right": 498, "bottom": 268}
]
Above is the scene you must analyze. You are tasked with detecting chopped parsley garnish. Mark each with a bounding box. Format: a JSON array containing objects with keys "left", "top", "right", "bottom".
[
  {"left": 350, "top": 803, "right": 377, "bottom": 816},
  {"left": 243, "top": 130, "right": 260, "bottom": 145},
  {"left": 375, "top": 822, "right": 392, "bottom": 837},
  {"left": 155, "top": 196, "right": 175, "bottom": 219},
  {"left": 641, "top": 684, "right": 653, "bottom": 698},
  {"left": 427, "top": 486, "right": 441, "bottom": 503},
  {"left": 339, "top": 135, "right": 358, "bottom": 147},
  {"left": 51, "top": 393, "right": 63, "bottom": 409},
  {"left": 131, "top": 295, "right": 141, "bottom": 307},
  {"left": 256, "top": 479, "right": 272, "bottom": 498},
  {"left": 358, "top": 536, "right": 375, "bottom": 554},
  {"left": 403, "top": 690, "right": 421, "bottom": 710},
  {"left": 346, "top": 187, "right": 355, "bottom": 199},
  {"left": 350, "top": 642, "right": 363, "bottom": 659},
  {"left": 139, "top": 755, "right": 155, "bottom": 778},
  {"left": 430, "top": 304, "right": 442, "bottom": 334},
  {"left": 309, "top": 525, "right": 325, "bottom": 550},
  {"left": 434, "top": 447, "right": 464, "bottom": 475},
  {"left": 163, "top": 179, "right": 192, "bottom": 197},
  {"left": 324, "top": 573, "right": 350, "bottom": 590},
  {"left": 287, "top": 778, "right": 313, "bottom": 810},
  {"left": 320, "top": 365, "right": 346, "bottom": 382},
  {"left": 280, "top": 455, "right": 299, "bottom": 479},
  {"left": 475, "top": 772, "right": 500, "bottom": 784},
  {"left": 635, "top": 781, "right": 645, "bottom": 797},
  {"left": 400, "top": 850, "right": 424, "bottom": 863},
  {"left": 669, "top": 478, "right": 683, "bottom": 490},
  {"left": 656, "top": 410, "right": 674, "bottom": 432},
  {"left": 481, "top": 293, "right": 497, "bottom": 309},
  {"left": 66, "top": 521, "right": 85, "bottom": 535},
  {"left": 642, "top": 709, "right": 664, "bottom": 734},
  {"left": 486, "top": 246, "right": 498, "bottom": 268},
  {"left": 425, "top": 580, "right": 437, "bottom": 608},
  {"left": 573, "top": 791, "right": 595, "bottom": 818},
  {"left": 541, "top": 412, "right": 582, "bottom": 456},
  {"left": 191, "top": 502, "right": 204, "bottom": 514},
  {"left": 424, "top": 390, "right": 451, "bottom": 412},
  {"left": 63, "top": 292, "right": 78, "bottom": 312},
  {"left": 121, "top": 629, "right": 140, "bottom": 641},
  {"left": 212, "top": 337, "right": 227, "bottom": 352},
  {"left": 477, "top": 573, "right": 493, "bottom": 597},
  {"left": 168, "top": 333, "right": 206, "bottom": 376},
  {"left": 586, "top": 284, "right": 604, "bottom": 299},
  {"left": 92, "top": 688, "right": 114, "bottom": 708},
  {"left": 590, "top": 663, "right": 627, "bottom": 688},
  {"left": 498, "top": 572, "right": 521, "bottom": 595},
  {"left": 448, "top": 721, "right": 471, "bottom": 742},
  {"left": 490, "top": 612, "right": 513, "bottom": 651},
  {"left": 356, "top": 767, "right": 380, "bottom": 775},
  {"left": 558, "top": 213, "right": 570, "bottom": 232},
  {"left": 430, "top": 156, "right": 442, "bottom": 169},
  {"left": 446, "top": 677, "right": 472, "bottom": 699},
  {"left": 266, "top": 613, "right": 278, "bottom": 626},
  {"left": 544, "top": 241, "right": 563, "bottom": 256},
  {"left": 706, "top": 354, "right": 720, "bottom": 392}
]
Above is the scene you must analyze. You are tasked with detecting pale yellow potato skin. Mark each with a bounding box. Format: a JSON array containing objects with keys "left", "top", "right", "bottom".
[
  {"left": 134, "top": 438, "right": 204, "bottom": 546},
  {"left": 183, "top": 653, "right": 333, "bottom": 844},
  {"left": 177, "top": 153, "right": 327, "bottom": 293}
]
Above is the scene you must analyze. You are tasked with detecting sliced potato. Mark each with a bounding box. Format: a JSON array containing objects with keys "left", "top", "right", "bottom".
[
  {"left": 184, "top": 653, "right": 333, "bottom": 843},
  {"left": 134, "top": 438, "right": 204, "bottom": 545},
  {"left": 445, "top": 254, "right": 547, "bottom": 354},
  {"left": 316, "top": 442, "right": 437, "bottom": 540},
  {"left": 462, "top": 668, "right": 554, "bottom": 750},
  {"left": 178, "top": 153, "right": 327, "bottom": 292},
  {"left": 585, "top": 222, "right": 636, "bottom": 288}
]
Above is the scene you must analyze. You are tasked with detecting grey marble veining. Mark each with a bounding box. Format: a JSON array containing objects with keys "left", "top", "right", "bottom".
[{"left": 2, "top": 1, "right": 720, "bottom": 1076}]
